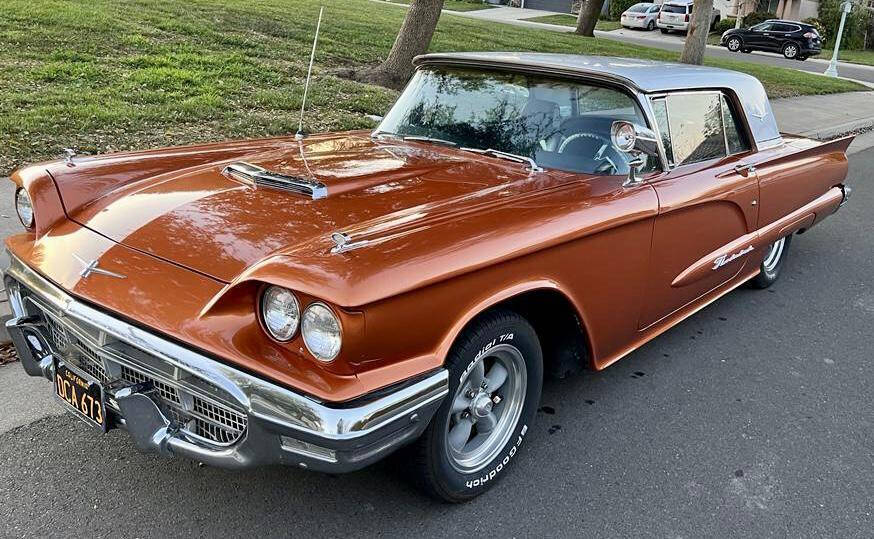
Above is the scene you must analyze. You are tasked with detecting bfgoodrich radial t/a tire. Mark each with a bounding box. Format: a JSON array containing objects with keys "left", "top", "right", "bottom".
[
  {"left": 412, "top": 309, "right": 543, "bottom": 502},
  {"left": 750, "top": 235, "right": 792, "bottom": 289}
]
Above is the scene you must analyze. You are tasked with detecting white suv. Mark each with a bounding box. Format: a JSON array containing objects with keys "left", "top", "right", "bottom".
[{"left": 657, "top": 0, "right": 720, "bottom": 33}]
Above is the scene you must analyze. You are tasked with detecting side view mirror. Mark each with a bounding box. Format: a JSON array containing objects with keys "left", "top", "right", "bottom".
[{"left": 611, "top": 121, "right": 660, "bottom": 186}]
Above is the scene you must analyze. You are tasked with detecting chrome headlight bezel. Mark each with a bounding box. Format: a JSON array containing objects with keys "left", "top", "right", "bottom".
[
  {"left": 15, "top": 187, "right": 34, "bottom": 229},
  {"left": 260, "top": 286, "right": 301, "bottom": 342},
  {"left": 301, "top": 302, "right": 342, "bottom": 362}
]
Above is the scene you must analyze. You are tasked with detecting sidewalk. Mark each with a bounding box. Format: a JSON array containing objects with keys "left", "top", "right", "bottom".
[{"left": 770, "top": 92, "right": 874, "bottom": 140}]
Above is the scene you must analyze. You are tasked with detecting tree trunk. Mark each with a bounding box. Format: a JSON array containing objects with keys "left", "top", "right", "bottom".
[
  {"left": 358, "top": 0, "right": 444, "bottom": 89},
  {"left": 680, "top": 0, "right": 714, "bottom": 65},
  {"left": 575, "top": 0, "right": 606, "bottom": 37}
]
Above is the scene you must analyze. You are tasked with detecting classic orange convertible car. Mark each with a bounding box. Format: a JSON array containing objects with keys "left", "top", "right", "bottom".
[{"left": 6, "top": 53, "right": 852, "bottom": 502}]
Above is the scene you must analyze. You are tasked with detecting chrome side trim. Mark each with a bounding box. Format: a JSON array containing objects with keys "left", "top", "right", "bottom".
[
  {"left": 4, "top": 253, "right": 448, "bottom": 441},
  {"left": 223, "top": 161, "right": 328, "bottom": 200}
]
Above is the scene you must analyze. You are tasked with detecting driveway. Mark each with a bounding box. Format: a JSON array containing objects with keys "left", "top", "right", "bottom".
[{"left": 2, "top": 144, "right": 873, "bottom": 537}]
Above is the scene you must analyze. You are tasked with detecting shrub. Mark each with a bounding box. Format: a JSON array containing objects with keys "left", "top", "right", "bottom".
[
  {"left": 610, "top": 0, "right": 640, "bottom": 20},
  {"left": 818, "top": 0, "right": 870, "bottom": 49},
  {"left": 741, "top": 11, "right": 776, "bottom": 28},
  {"left": 802, "top": 17, "right": 827, "bottom": 42},
  {"left": 713, "top": 18, "right": 737, "bottom": 34}
]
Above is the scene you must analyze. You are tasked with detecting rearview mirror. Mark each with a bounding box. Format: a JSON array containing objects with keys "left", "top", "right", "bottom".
[{"left": 611, "top": 121, "right": 660, "bottom": 186}]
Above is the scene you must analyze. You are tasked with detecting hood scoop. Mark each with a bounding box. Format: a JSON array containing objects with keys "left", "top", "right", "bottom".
[{"left": 223, "top": 161, "right": 327, "bottom": 200}]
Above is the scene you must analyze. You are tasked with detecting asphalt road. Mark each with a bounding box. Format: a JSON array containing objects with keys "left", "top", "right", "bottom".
[
  {"left": 1, "top": 148, "right": 872, "bottom": 538},
  {"left": 599, "top": 28, "right": 874, "bottom": 85}
]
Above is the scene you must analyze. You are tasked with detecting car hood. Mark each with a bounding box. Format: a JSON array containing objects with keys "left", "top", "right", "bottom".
[{"left": 58, "top": 133, "right": 536, "bottom": 283}]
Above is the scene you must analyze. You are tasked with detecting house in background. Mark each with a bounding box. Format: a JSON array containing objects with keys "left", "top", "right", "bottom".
[
  {"left": 760, "top": 0, "right": 819, "bottom": 20},
  {"left": 733, "top": 0, "right": 819, "bottom": 21}
]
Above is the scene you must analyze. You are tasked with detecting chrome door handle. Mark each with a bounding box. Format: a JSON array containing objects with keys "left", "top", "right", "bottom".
[{"left": 717, "top": 164, "right": 756, "bottom": 179}]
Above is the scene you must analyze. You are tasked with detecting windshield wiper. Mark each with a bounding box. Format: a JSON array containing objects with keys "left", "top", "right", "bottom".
[
  {"left": 401, "top": 135, "right": 457, "bottom": 147},
  {"left": 460, "top": 147, "right": 543, "bottom": 172},
  {"left": 371, "top": 130, "right": 400, "bottom": 140}
]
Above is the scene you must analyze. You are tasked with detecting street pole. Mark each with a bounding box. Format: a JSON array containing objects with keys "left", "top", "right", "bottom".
[{"left": 825, "top": 1, "right": 853, "bottom": 78}]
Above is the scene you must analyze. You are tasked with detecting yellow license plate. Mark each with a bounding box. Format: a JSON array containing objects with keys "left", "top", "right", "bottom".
[{"left": 55, "top": 362, "right": 107, "bottom": 431}]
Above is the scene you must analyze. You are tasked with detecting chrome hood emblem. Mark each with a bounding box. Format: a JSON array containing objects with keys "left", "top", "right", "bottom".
[{"left": 73, "top": 254, "right": 127, "bottom": 280}]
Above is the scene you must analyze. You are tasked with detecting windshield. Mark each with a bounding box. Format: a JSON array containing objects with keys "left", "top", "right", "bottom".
[
  {"left": 377, "top": 68, "right": 649, "bottom": 175},
  {"left": 628, "top": 3, "right": 650, "bottom": 12}
]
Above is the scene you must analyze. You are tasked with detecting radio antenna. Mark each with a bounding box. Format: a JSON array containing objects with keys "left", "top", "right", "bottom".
[{"left": 296, "top": 6, "right": 324, "bottom": 140}]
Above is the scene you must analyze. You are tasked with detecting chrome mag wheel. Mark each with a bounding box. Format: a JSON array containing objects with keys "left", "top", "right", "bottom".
[
  {"left": 445, "top": 343, "right": 527, "bottom": 473},
  {"left": 762, "top": 237, "right": 786, "bottom": 277}
]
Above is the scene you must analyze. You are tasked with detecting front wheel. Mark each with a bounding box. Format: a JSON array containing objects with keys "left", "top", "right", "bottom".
[
  {"left": 726, "top": 36, "right": 742, "bottom": 52},
  {"left": 750, "top": 235, "right": 792, "bottom": 289},
  {"left": 647, "top": 20, "right": 655, "bottom": 30},
  {"left": 412, "top": 309, "right": 543, "bottom": 502}
]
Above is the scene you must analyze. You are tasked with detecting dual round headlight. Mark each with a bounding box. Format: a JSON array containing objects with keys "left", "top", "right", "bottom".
[
  {"left": 15, "top": 188, "right": 34, "bottom": 229},
  {"left": 261, "top": 286, "right": 342, "bottom": 362}
]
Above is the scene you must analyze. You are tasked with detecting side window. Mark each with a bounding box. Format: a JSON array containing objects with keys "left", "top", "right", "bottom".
[
  {"left": 664, "top": 92, "right": 726, "bottom": 165},
  {"left": 751, "top": 23, "right": 772, "bottom": 32},
  {"left": 650, "top": 91, "right": 750, "bottom": 168},
  {"left": 721, "top": 94, "right": 750, "bottom": 155}
]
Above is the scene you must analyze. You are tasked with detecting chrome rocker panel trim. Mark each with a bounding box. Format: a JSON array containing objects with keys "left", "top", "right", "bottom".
[{"left": 4, "top": 253, "right": 448, "bottom": 472}]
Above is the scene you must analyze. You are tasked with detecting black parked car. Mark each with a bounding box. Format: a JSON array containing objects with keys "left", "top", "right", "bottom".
[{"left": 721, "top": 19, "right": 822, "bottom": 60}]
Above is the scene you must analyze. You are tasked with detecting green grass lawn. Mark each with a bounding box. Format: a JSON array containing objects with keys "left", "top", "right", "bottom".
[
  {"left": 820, "top": 48, "right": 874, "bottom": 67},
  {"left": 383, "top": 0, "right": 494, "bottom": 11},
  {"left": 522, "top": 14, "right": 622, "bottom": 31},
  {"left": 0, "top": 0, "right": 864, "bottom": 173}
]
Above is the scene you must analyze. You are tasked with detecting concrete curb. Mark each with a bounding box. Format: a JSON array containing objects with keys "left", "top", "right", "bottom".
[{"left": 796, "top": 117, "right": 874, "bottom": 141}]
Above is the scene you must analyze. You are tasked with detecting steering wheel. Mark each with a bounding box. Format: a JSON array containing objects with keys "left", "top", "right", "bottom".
[{"left": 557, "top": 132, "right": 625, "bottom": 175}]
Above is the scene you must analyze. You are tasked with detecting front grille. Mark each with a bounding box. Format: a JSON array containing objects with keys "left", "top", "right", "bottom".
[
  {"left": 33, "top": 296, "right": 247, "bottom": 447},
  {"left": 46, "top": 315, "right": 109, "bottom": 383},
  {"left": 120, "top": 365, "right": 181, "bottom": 405},
  {"left": 194, "top": 398, "right": 248, "bottom": 444}
]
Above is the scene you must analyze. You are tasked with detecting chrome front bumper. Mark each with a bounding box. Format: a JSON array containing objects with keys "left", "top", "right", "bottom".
[{"left": 4, "top": 254, "right": 448, "bottom": 473}]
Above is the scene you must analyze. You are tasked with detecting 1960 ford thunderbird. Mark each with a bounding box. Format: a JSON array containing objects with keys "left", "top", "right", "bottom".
[{"left": 6, "top": 53, "right": 852, "bottom": 502}]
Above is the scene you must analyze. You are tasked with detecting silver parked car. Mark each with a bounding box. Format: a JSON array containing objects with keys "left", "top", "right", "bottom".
[{"left": 621, "top": 3, "right": 660, "bottom": 31}]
